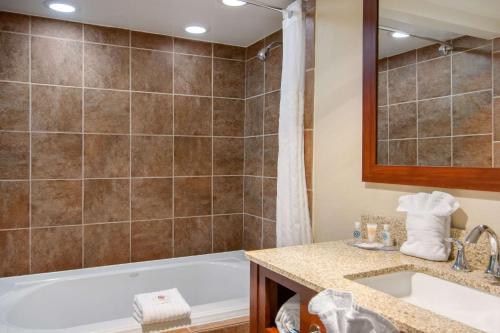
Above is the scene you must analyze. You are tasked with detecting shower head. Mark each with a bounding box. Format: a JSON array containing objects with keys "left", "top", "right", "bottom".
[{"left": 257, "top": 41, "right": 282, "bottom": 61}]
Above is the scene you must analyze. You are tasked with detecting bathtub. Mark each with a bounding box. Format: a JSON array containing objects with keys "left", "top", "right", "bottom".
[{"left": 0, "top": 251, "right": 249, "bottom": 333}]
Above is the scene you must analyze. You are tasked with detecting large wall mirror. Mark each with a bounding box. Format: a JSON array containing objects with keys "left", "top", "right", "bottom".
[{"left": 363, "top": 0, "right": 500, "bottom": 191}]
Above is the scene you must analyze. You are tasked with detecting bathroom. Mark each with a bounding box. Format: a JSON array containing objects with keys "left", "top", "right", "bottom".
[{"left": 0, "top": 0, "right": 499, "bottom": 332}]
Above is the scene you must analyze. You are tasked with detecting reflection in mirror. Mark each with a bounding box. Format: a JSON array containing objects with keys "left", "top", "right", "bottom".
[{"left": 377, "top": 0, "right": 500, "bottom": 167}]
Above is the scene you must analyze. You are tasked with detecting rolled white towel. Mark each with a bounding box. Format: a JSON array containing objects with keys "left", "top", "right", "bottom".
[
  {"left": 133, "top": 288, "right": 191, "bottom": 325},
  {"left": 275, "top": 294, "right": 300, "bottom": 333}
]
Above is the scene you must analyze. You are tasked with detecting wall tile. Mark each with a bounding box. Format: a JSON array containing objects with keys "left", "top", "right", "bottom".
[
  {"left": 418, "top": 138, "right": 451, "bottom": 167},
  {"left": 213, "top": 215, "right": 243, "bottom": 252},
  {"left": 389, "top": 139, "right": 417, "bottom": 166},
  {"left": 265, "top": 91, "right": 280, "bottom": 134},
  {"left": 32, "top": 180, "right": 82, "bottom": 227},
  {"left": 494, "top": 38, "right": 500, "bottom": 52},
  {"left": 265, "top": 30, "right": 282, "bottom": 45},
  {"left": 417, "top": 56, "right": 451, "bottom": 99},
  {"left": 495, "top": 143, "right": 500, "bottom": 167},
  {"left": 305, "top": 6, "right": 315, "bottom": 70},
  {"left": 0, "top": 132, "right": 29, "bottom": 179},
  {"left": 265, "top": 46, "right": 282, "bottom": 92},
  {"left": 0, "top": 82, "right": 29, "bottom": 131},
  {"left": 31, "top": 226, "right": 82, "bottom": 273},
  {"left": 0, "top": 181, "right": 29, "bottom": 229},
  {"left": 304, "top": 131, "right": 313, "bottom": 190},
  {"left": 174, "top": 137, "right": 212, "bottom": 176},
  {"left": 214, "top": 44, "right": 245, "bottom": 60},
  {"left": 246, "top": 57, "right": 264, "bottom": 97},
  {"left": 131, "top": 49, "right": 172, "bottom": 93},
  {"left": 31, "top": 36, "right": 82, "bottom": 86},
  {"left": 453, "top": 135, "right": 492, "bottom": 167},
  {"left": 84, "top": 222, "right": 130, "bottom": 267},
  {"left": 388, "top": 50, "right": 416, "bottom": 69},
  {"left": 84, "top": 179, "right": 129, "bottom": 224},
  {"left": 174, "top": 177, "right": 211, "bottom": 217},
  {"left": 389, "top": 102, "right": 417, "bottom": 139},
  {"left": 495, "top": 98, "right": 500, "bottom": 141},
  {"left": 378, "top": 58, "right": 388, "bottom": 72},
  {"left": 0, "top": 229, "right": 29, "bottom": 277},
  {"left": 243, "top": 214, "right": 262, "bottom": 250},
  {"left": 388, "top": 65, "right": 416, "bottom": 104},
  {"left": 452, "top": 36, "right": 490, "bottom": 53},
  {"left": 453, "top": 91, "right": 492, "bottom": 135},
  {"left": 377, "top": 71, "right": 387, "bottom": 106},
  {"left": 213, "top": 176, "right": 243, "bottom": 214},
  {"left": 84, "top": 134, "right": 129, "bottom": 178},
  {"left": 0, "top": 32, "right": 29, "bottom": 82},
  {"left": 131, "top": 31, "right": 173, "bottom": 51},
  {"left": 304, "top": 70, "right": 314, "bottom": 129},
  {"left": 246, "top": 39, "right": 264, "bottom": 60},
  {"left": 131, "top": 92, "right": 173, "bottom": 135},
  {"left": 213, "top": 138, "right": 244, "bottom": 175},
  {"left": 131, "top": 135, "right": 173, "bottom": 177},
  {"left": 131, "top": 219, "right": 173, "bottom": 261},
  {"left": 174, "top": 54, "right": 212, "bottom": 96},
  {"left": 32, "top": 133, "right": 81, "bottom": 179},
  {"left": 377, "top": 106, "right": 388, "bottom": 140},
  {"left": 244, "top": 177, "right": 262, "bottom": 216},
  {"left": 244, "top": 137, "right": 263, "bottom": 176},
  {"left": 213, "top": 98, "right": 245, "bottom": 137},
  {"left": 31, "top": 16, "right": 82, "bottom": 40},
  {"left": 174, "top": 38, "right": 212, "bottom": 56},
  {"left": 174, "top": 95, "right": 212, "bottom": 135},
  {"left": 213, "top": 59, "right": 245, "bottom": 98},
  {"left": 174, "top": 217, "right": 212, "bottom": 257},
  {"left": 262, "top": 220, "right": 276, "bottom": 249},
  {"left": 417, "top": 43, "right": 444, "bottom": 62},
  {"left": 264, "top": 135, "right": 278, "bottom": 177},
  {"left": 84, "top": 24, "right": 129, "bottom": 46},
  {"left": 245, "top": 96, "right": 264, "bottom": 136},
  {"left": 85, "top": 43, "right": 129, "bottom": 90},
  {"left": 131, "top": 178, "right": 173, "bottom": 220},
  {"left": 84, "top": 89, "right": 129, "bottom": 134},
  {"left": 0, "top": 12, "right": 29, "bottom": 33},
  {"left": 418, "top": 97, "right": 451, "bottom": 138},
  {"left": 494, "top": 53, "right": 500, "bottom": 97},
  {"left": 377, "top": 141, "right": 388, "bottom": 165},
  {"left": 452, "top": 44, "right": 492, "bottom": 94},
  {"left": 32, "top": 85, "right": 82, "bottom": 132},
  {"left": 263, "top": 178, "right": 276, "bottom": 221}
]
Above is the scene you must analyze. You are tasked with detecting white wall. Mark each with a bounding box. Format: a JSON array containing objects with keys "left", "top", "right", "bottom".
[{"left": 313, "top": 0, "right": 500, "bottom": 242}]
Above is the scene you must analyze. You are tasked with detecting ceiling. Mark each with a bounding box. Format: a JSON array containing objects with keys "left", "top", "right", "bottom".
[
  {"left": 379, "top": 0, "right": 500, "bottom": 58},
  {"left": 0, "top": 0, "right": 293, "bottom": 47}
]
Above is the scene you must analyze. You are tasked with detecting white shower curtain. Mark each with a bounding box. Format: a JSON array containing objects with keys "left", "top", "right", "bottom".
[{"left": 276, "top": 0, "right": 312, "bottom": 247}]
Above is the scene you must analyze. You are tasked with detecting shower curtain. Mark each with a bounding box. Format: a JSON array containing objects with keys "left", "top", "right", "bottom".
[{"left": 276, "top": 0, "right": 312, "bottom": 247}]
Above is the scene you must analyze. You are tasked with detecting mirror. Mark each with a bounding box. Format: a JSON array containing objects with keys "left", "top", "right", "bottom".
[{"left": 376, "top": 0, "right": 500, "bottom": 167}]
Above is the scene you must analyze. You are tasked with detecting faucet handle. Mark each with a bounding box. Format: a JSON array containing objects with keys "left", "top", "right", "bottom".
[{"left": 445, "top": 238, "right": 472, "bottom": 272}]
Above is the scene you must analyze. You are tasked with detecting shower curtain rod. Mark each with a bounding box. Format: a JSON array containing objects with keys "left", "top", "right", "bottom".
[
  {"left": 245, "top": 0, "right": 300, "bottom": 18},
  {"left": 379, "top": 26, "right": 453, "bottom": 49}
]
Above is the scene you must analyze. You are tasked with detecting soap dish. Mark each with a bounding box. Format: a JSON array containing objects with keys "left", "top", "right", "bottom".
[{"left": 346, "top": 240, "right": 398, "bottom": 251}]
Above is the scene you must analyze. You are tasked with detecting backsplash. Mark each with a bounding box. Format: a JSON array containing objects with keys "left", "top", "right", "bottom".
[
  {"left": 0, "top": 12, "right": 247, "bottom": 277},
  {"left": 377, "top": 36, "right": 500, "bottom": 167}
]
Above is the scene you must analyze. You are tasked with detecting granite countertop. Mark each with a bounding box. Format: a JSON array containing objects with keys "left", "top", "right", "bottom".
[{"left": 245, "top": 241, "right": 500, "bottom": 333}]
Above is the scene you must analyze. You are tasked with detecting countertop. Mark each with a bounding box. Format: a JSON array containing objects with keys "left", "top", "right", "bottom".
[{"left": 245, "top": 240, "right": 500, "bottom": 333}]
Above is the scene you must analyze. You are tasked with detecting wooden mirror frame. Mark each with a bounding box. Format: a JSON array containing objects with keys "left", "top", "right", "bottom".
[{"left": 362, "top": 0, "right": 500, "bottom": 192}]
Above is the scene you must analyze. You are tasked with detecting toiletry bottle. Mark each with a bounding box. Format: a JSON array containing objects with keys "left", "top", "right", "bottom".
[
  {"left": 381, "top": 224, "right": 392, "bottom": 247},
  {"left": 353, "top": 221, "right": 362, "bottom": 243}
]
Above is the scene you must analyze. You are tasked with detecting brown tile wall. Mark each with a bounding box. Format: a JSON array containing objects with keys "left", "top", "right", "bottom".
[
  {"left": 0, "top": 12, "right": 248, "bottom": 277},
  {"left": 242, "top": 0, "right": 315, "bottom": 250},
  {"left": 377, "top": 36, "right": 500, "bottom": 167}
]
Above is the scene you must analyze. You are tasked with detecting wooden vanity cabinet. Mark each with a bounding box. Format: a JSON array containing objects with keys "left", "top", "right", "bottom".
[{"left": 250, "top": 262, "right": 326, "bottom": 333}]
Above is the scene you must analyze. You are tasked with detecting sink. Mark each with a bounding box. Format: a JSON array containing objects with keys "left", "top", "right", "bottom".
[{"left": 354, "top": 271, "right": 500, "bottom": 333}]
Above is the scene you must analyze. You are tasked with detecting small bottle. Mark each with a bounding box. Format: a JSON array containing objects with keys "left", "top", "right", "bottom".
[
  {"left": 381, "top": 224, "right": 392, "bottom": 247},
  {"left": 353, "top": 221, "right": 362, "bottom": 243}
]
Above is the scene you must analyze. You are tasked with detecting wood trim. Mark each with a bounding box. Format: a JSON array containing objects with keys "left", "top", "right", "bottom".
[{"left": 362, "top": 0, "right": 500, "bottom": 192}]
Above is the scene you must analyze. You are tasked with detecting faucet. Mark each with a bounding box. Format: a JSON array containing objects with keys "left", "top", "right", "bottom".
[{"left": 464, "top": 225, "right": 500, "bottom": 279}]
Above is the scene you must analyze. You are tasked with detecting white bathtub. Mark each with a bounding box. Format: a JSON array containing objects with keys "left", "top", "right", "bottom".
[{"left": 0, "top": 251, "right": 249, "bottom": 333}]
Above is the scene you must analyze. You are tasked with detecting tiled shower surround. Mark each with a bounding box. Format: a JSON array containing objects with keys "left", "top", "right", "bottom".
[{"left": 377, "top": 36, "right": 500, "bottom": 167}]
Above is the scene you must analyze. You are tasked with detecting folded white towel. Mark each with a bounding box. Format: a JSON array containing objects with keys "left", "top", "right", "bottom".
[
  {"left": 133, "top": 288, "right": 191, "bottom": 325},
  {"left": 308, "top": 289, "right": 398, "bottom": 333},
  {"left": 397, "top": 191, "right": 459, "bottom": 261},
  {"left": 275, "top": 294, "right": 300, "bottom": 333}
]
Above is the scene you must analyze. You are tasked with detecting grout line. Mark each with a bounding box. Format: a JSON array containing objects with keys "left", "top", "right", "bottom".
[
  {"left": 379, "top": 88, "right": 494, "bottom": 108},
  {"left": 81, "top": 23, "right": 85, "bottom": 268},
  {"left": 491, "top": 44, "right": 495, "bottom": 167},
  {"left": 128, "top": 29, "right": 132, "bottom": 263},
  {"left": 260, "top": 43, "right": 266, "bottom": 249},
  {"left": 171, "top": 45, "right": 176, "bottom": 258},
  {"left": 28, "top": 16, "right": 32, "bottom": 273},
  {"left": 211, "top": 42, "right": 214, "bottom": 254},
  {"left": 415, "top": 57, "right": 419, "bottom": 165}
]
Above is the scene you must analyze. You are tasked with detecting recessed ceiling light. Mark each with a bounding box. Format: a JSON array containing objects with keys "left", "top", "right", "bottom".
[
  {"left": 391, "top": 31, "right": 410, "bottom": 39},
  {"left": 46, "top": 2, "right": 76, "bottom": 13},
  {"left": 222, "top": 0, "right": 247, "bottom": 6},
  {"left": 185, "top": 26, "right": 207, "bottom": 34}
]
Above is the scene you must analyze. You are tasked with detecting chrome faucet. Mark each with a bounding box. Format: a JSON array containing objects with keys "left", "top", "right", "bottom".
[
  {"left": 446, "top": 238, "right": 471, "bottom": 272},
  {"left": 464, "top": 225, "right": 500, "bottom": 279}
]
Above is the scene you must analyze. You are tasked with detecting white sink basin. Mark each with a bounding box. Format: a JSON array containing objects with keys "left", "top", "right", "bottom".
[{"left": 355, "top": 271, "right": 500, "bottom": 333}]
